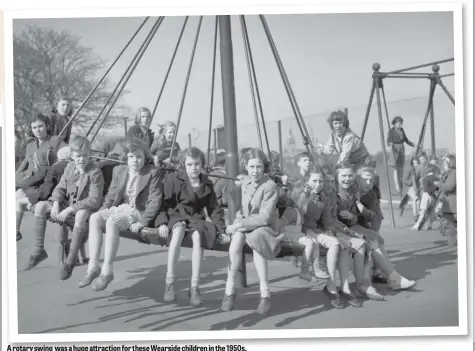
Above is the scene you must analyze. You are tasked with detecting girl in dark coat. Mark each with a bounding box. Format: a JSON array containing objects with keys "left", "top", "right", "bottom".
[
  {"left": 387, "top": 116, "right": 415, "bottom": 194},
  {"left": 156, "top": 147, "right": 225, "bottom": 307},
  {"left": 127, "top": 107, "right": 154, "bottom": 148}
]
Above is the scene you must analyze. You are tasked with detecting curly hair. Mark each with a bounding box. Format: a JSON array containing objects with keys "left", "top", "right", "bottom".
[
  {"left": 179, "top": 147, "right": 206, "bottom": 169},
  {"left": 52, "top": 96, "right": 73, "bottom": 117},
  {"left": 123, "top": 137, "right": 152, "bottom": 163},
  {"left": 241, "top": 148, "right": 270, "bottom": 173}
]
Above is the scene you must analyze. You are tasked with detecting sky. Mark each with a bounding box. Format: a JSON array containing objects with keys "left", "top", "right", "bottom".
[{"left": 12, "top": 11, "right": 456, "bottom": 153}]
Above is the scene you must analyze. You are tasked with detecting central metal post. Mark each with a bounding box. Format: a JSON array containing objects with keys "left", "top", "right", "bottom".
[{"left": 219, "top": 15, "right": 247, "bottom": 287}]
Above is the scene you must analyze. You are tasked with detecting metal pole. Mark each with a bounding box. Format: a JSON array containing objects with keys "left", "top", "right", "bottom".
[
  {"left": 415, "top": 78, "right": 437, "bottom": 156},
  {"left": 277, "top": 120, "right": 283, "bottom": 171},
  {"left": 361, "top": 68, "right": 377, "bottom": 140},
  {"left": 90, "top": 18, "right": 164, "bottom": 144},
  {"left": 430, "top": 101, "right": 436, "bottom": 158},
  {"left": 206, "top": 16, "right": 219, "bottom": 165},
  {"left": 374, "top": 75, "right": 396, "bottom": 228},
  {"left": 437, "top": 78, "right": 455, "bottom": 105},
  {"left": 344, "top": 107, "right": 348, "bottom": 118},
  {"left": 123, "top": 117, "right": 128, "bottom": 137},
  {"left": 188, "top": 133, "right": 192, "bottom": 148},
  {"left": 219, "top": 15, "right": 246, "bottom": 288},
  {"left": 385, "top": 57, "right": 454, "bottom": 75}
]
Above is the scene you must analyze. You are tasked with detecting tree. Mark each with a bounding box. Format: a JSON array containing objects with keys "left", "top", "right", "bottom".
[{"left": 13, "top": 25, "right": 128, "bottom": 136}]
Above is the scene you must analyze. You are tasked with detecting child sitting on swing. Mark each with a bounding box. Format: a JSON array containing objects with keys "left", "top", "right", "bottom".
[
  {"left": 78, "top": 138, "right": 163, "bottom": 291},
  {"left": 279, "top": 166, "right": 355, "bottom": 308},
  {"left": 156, "top": 147, "right": 225, "bottom": 307},
  {"left": 26, "top": 136, "right": 104, "bottom": 281},
  {"left": 150, "top": 121, "right": 181, "bottom": 166}
]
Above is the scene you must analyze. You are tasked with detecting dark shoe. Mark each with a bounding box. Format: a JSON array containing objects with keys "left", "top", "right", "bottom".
[
  {"left": 188, "top": 287, "right": 203, "bottom": 307},
  {"left": 299, "top": 271, "right": 315, "bottom": 282},
  {"left": 221, "top": 294, "right": 236, "bottom": 312},
  {"left": 372, "top": 274, "right": 388, "bottom": 284},
  {"left": 16, "top": 232, "right": 22, "bottom": 241},
  {"left": 339, "top": 289, "right": 363, "bottom": 307},
  {"left": 91, "top": 273, "right": 114, "bottom": 291},
  {"left": 256, "top": 297, "right": 271, "bottom": 315},
  {"left": 59, "top": 263, "right": 76, "bottom": 281},
  {"left": 323, "top": 285, "right": 344, "bottom": 309},
  {"left": 25, "top": 249, "right": 48, "bottom": 270},
  {"left": 78, "top": 267, "right": 101, "bottom": 288},
  {"left": 164, "top": 283, "right": 177, "bottom": 302}
]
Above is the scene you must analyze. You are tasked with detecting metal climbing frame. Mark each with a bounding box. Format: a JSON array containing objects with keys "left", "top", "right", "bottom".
[{"left": 360, "top": 59, "right": 455, "bottom": 228}]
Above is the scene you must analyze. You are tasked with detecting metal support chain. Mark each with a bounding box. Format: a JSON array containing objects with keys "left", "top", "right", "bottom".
[
  {"left": 90, "top": 17, "right": 165, "bottom": 143},
  {"left": 168, "top": 16, "right": 204, "bottom": 163},
  {"left": 206, "top": 16, "right": 219, "bottom": 165}
]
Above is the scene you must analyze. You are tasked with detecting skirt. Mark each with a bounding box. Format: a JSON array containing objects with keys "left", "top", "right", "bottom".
[
  {"left": 389, "top": 144, "right": 405, "bottom": 168},
  {"left": 281, "top": 224, "right": 305, "bottom": 243},
  {"left": 100, "top": 204, "right": 141, "bottom": 231},
  {"left": 244, "top": 226, "right": 284, "bottom": 260},
  {"left": 168, "top": 216, "right": 218, "bottom": 250}
]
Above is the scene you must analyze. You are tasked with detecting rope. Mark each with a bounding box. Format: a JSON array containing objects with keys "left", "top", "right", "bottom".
[
  {"left": 90, "top": 17, "right": 164, "bottom": 144},
  {"left": 206, "top": 16, "right": 219, "bottom": 166},
  {"left": 168, "top": 16, "right": 203, "bottom": 164},
  {"left": 63, "top": 17, "right": 151, "bottom": 139},
  {"left": 415, "top": 78, "right": 437, "bottom": 156}
]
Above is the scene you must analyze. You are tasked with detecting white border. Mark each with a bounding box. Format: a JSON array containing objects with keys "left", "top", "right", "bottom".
[{"left": 2, "top": 1, "right": 468, "bottom": 344}]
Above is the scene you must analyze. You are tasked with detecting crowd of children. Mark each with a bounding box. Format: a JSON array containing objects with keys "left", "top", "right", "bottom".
[{"left": 14, "top": 106, "right": 457, "bottom": 315}]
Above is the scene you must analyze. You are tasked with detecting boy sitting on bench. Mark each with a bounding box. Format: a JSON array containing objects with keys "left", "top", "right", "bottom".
[{"left": 26, "top": 136, "right": 104, "bottom": 281}]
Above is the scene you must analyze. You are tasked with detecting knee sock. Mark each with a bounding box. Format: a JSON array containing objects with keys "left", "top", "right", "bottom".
[
  {"left": 66, "top": 227, "right": 87, "bottom": 265},
  {"left": 16, "top": 211, "right": 24, "bottom": 234},
  {"left": 253, "top": 251, "right": 270, "bottom": 298},
  {"left": 34, "top": 216, "right": 48, "bottom": 253}
]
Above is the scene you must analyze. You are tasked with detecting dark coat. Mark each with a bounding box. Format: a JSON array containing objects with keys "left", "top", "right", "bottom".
[
  {"left": 15, "top": 135, "right": 63, "bottom": 189},
  {"left": 154, "top": 171, "right": 225, "bottom": 249},
  {"left": 24, "top": 159, "right": 69, "bottom": 205},
  {"left": 127, "top": 125, "right": 154, "bottom": 148},
  {"left": 100, "top": 164, "right": 164, "bottom": 227},
  {"left": 49, "top": 112, "right": 73, "bottom": 144},
  {"left": 439, "top": 168, "right": 456, "bottom": 214}
]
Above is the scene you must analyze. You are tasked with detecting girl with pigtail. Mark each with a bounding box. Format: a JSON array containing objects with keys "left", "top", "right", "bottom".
[{"left": 150, "top": 121, "right": 181, "bottom": 166}]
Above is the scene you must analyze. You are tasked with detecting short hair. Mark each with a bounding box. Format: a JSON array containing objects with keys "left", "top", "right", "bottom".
[
  {"left": 214, "top": 151, "right": 226, "bottom": 166},
  {"left": 418, "top": 152, "right": 428, "bottom": 159},
  {"left": 123, "top": 137, "right": 151, "bottom": 162},
  {"left": 180, "top": 147, "right": 206, "bottom": 167},
  {"left": 69, "top": 136, "right": 91, "bottom": 153},
  {"left": 134, "top": 107, "right": 152, "bottom": 125},
  {"left": 242, "top": 148, "right": 270, "bottom": 172},
  {"left": 391, "top": 116, "right": 404, "bottom": 125},
  {"left": 26, "top": 113, "right": 51, "bottom": 139},
  {"left": 363, "top": 155, "right": 377, "bottom": 169},
  {"left": 52, "top": 96, "right": 73, "bottom": 117},
  {"left": 335, "top": 161, "right": 354, "bottom": 174},
  {"left": 357, "top": 166, "right": 376, "bottom": 178},
  {"left": 295, "top": 151, "right": 310, "bottom": 163},
  {"left": 307, "top": 164, "right": 323, "bottom": 177},
  {"left": 443, "top": 154, "right": 456, "bottom": 169}
]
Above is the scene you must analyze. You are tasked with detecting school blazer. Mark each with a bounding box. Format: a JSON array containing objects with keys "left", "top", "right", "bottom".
[
  {"left": 50, "top": 161, "right": 104, "bottom": 213},
  {"left": 236, "top": 176, "right": 279, "bottom": 232},
  {"left": 100, "top": 164, "right": 163, "bottom": 227}
]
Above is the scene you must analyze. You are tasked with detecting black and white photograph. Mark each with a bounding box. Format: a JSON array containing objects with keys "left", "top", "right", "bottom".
[{"left": 2, "top": 2, "right": 469, "bottom": 344}]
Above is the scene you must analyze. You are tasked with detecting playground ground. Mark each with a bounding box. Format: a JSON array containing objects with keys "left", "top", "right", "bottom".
[{"left": 14, "top": 205, "right": 459, "bottom": 334}]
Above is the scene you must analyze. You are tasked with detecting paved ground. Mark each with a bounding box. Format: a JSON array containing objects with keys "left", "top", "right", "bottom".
[{"left": 15, "top": 206, "right": 458, "bottom": 333}]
